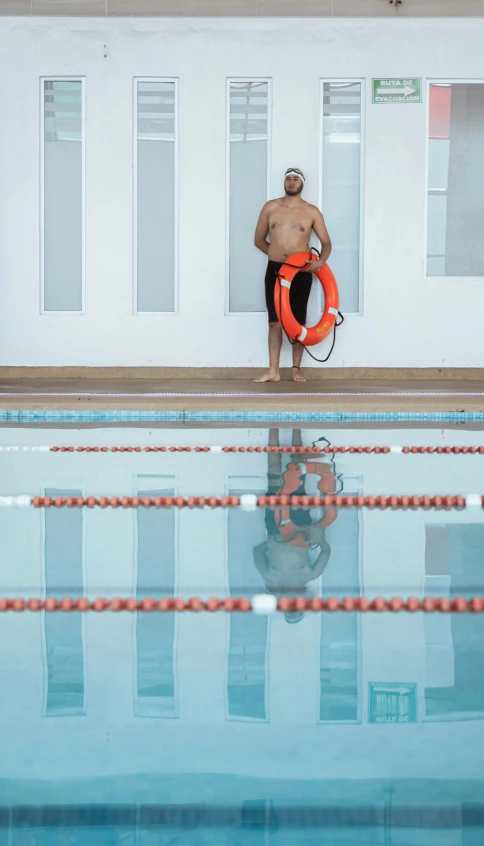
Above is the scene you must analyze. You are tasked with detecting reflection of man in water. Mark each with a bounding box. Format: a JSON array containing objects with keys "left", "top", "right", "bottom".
[{"left": 253, "top": 429, "right": 336, "bottom": 624}]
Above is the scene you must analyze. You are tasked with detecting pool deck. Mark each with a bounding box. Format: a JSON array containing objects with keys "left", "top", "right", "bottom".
[{"left": 1, "top": 376, "right": 484, "bottom": 413}]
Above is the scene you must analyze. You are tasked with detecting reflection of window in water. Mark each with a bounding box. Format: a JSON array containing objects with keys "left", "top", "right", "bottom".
[
  {"left": 44, "top": 488, "right": 85, "bottom": 717},
  {"left": 135, "top": 487, "right": 177, "bottom": 718},
  {"left": 320, "top": 501, "right": 360, "bottom": 722},
  {"left": 227, "top": 490, "right": 268, "bottom": 721},
  {"left": 424, "top": 524, "right": 484, "bottom": 720}
]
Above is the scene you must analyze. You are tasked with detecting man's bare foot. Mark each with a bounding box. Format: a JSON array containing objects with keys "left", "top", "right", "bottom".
[
  {"left": 254, "top": 371, "right": 281, "bottom": 383},
  {"left": 292, "top": 366, "right": 307, "bottom": 383}
]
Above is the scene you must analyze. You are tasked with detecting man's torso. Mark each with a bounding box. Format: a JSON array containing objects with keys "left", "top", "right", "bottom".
[{"left": 267, "top": 199, "right": 315, "bottom": 262}]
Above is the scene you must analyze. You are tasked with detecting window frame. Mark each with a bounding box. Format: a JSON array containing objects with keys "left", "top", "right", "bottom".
[
  {"left": 319, "top": 78, "right": 365, "bottom": 317},
  {"left": 317, "top": 477, "right": 364, "bottom": 725},
  {"left": 131, "top": 474, "right": 180, "bottom": 719},
  {"left": 40, "top": 479, "right": 88, "bottom": 717},
  {"left": 422, "top": 518, "right": 484, "bottom": 723},
  {"left": 225, "top": 77, "right": 272, "bottom": 317},
  {"left": 223, "top": 475, "right": 272, "bottom": 723},
  {"left": 132, "top": 76, "right": 179, "bottom": 317},
  {"left": 425, "top": 78, "right": 484, "bottom": 283},
  {"left": 40, "top": 76, "right": 86, "bottom": 316}
]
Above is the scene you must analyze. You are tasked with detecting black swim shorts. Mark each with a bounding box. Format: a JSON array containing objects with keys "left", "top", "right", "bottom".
[
  {"left": 264, "top": 480, "right": 312, "bottom": 537},
  {"left": 265, "top": 260, "right": 312, "bottom": 326}
]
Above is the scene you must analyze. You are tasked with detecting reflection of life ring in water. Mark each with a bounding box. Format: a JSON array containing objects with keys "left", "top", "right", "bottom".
[
  {"left": 275, "top": 251, "right": 339, "bottom": 346},
  {"left": 274, "top": 462, "right": 338, "bottom": 547}
]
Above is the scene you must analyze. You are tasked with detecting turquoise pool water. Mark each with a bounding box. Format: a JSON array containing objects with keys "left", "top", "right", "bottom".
[{"left": 1, "top": 425, "right": 484, "bottom": 844}]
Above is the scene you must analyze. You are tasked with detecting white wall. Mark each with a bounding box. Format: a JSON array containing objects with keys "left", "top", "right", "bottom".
[
  {"left": 1, "top": 426, "right": 484, "bottom": 794},
  {"left": 1, "top": 17, "right": 484, "bottom": 368}
]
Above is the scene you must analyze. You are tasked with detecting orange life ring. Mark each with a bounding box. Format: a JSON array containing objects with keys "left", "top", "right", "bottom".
[
  {"left": 274, "top": 461, "right": 338, "bottom": 547},
  {"left": 274, "top": 251, "right": 340, "bottom": 346}
]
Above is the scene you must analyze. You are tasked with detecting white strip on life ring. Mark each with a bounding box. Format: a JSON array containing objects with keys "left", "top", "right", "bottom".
[
  {"left": 281, "top": 279, "right": 291, "bottom": 289},
  {"left": 329, "top": 307, "right": 339, "bottom": 316},
  {"left": 299, "top": 326, "right": 308, "bottom": 341}
]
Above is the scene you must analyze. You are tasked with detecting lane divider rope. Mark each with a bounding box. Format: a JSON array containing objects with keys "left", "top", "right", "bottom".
[
  {"left": 0, "top": 596, "right": 483, "bottom": 613},
  {"left": 2, "top": 445, "right": 484, "bottom": 454},
  {"left": 0, "top": 494, "right": 483, "bottom": 509}
]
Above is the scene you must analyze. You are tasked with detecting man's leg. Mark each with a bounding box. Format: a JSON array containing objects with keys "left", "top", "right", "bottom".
[
  {"left": 290, "top": 270, "right": 312, "bottom": 383},
  {"left": 264, "top": 428, "right": 282, "bottom": 540},
  {"left": 292, "top": 341, "right": 306, "bottom": 383},
  {"left": 291, "top": 427, "right": 307, "bottom": 464},
  {"left": 268, "top": 427, "right": 282, "bottom": 481},
  {"left": 254, "top": 261, "right": 284, "bottom": 383},
  {"left": 254, "top": 322, "right": 282, "bottom": 383}
]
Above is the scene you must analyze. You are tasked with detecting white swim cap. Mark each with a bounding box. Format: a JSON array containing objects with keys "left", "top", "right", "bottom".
[{"left": 285, "top": 168, "right": 305, "bottom": 183}]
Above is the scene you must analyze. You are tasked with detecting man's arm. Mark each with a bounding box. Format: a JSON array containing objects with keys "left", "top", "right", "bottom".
[
  {"left": 310, "top": 540, "right": 331, "bottom": 580},
  {"left": 254, "top": 203, "right": 271, "bottom": 255},
  {"left": 305, "top": 208, "right": 332, "bottom": 272},
  {"left": 254, "top": 542, "right": 269, "bottom": 578}
]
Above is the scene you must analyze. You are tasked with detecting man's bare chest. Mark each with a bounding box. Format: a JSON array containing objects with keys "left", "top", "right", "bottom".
[{"left": 268, "top": 213, "right": 312, "bottom": 235}]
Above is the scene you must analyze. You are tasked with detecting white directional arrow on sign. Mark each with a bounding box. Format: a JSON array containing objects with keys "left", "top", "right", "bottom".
[{"left": 377, "top": 86, "right": 416, "bottom": 97}]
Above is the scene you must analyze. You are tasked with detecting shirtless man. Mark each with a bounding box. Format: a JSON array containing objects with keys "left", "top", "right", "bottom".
[
  {"left": 253, "top": 428, "right": 333, "bottom": 624},
  {"left": 253, "top": 168, "right": 332, "bottom": 383}
]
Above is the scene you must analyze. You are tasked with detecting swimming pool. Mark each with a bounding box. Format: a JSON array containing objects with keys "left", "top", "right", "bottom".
[{"left": 1, "top": 423, "right": 484, "bottom": 844}]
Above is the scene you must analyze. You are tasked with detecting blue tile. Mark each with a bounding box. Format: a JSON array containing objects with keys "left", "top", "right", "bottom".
[{"left": 2, "top": 408, "right": 484, "bottom": 425}]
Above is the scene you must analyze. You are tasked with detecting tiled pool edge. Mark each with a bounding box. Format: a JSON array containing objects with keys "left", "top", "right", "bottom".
[{"left": 2, "top": 410, "right": 484, "bottom": 423}]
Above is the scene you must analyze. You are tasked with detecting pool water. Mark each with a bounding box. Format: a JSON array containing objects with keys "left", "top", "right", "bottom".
[{"left": 1, "top": 425, "right": 484, "bottom": 845}]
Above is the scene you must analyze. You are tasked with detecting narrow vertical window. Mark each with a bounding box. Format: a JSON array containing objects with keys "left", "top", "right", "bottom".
[
  {"left": 322, "top": 81, "right": 363, "bottom": 314},
  {"left": 41, "top": 79, "right": 84, "bottom": 313},
  {"left": 228, "top": 80, "right": 270, "bottom": 313},
  {"left": 44, "top": 488, "right": 85, "bottom": 716},
  {"left": 427, "top": 83, "right": 484, "bottom": 277},
  {"left": 227, "top": 488, "right": 268, "bottom": 720},
  {"left": 424, "top": 524, "right": 484, "bottom": 720},
  {"left": 319, "top": 502, "right": 360, "bottom": 722},
  {"left": 135, "top": 80, "right": 177, "bottom": 313},
  {"left": 135, "top": 487, "right": 177, "bottom": 717}
]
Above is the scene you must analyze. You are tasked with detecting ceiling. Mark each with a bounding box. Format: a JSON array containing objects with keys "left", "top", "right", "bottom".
[{"left": 1, "top": 0, "right": 483, "bottom": 18}]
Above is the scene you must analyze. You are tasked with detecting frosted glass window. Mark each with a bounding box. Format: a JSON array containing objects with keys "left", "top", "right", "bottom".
[
  {"left": 42, "top": 80, "right": 83, "bottom": 313},
  {"left": 424, "top": 525, "right": 484, "bottom": 720},
  {"left": 228, "top": 81, "right": 269, "bottom": 313},
  {"left": 320, "top": 503, "right": 360, "bottom": 721},
  {"left": 44, "top": 488, "right": 84, "bottom": 716},
  {"left": 322, "top": 82, "right": 363, "bottom": 314},
  {"left": 427, "top": 83, "right": 484, "bottom": 277},
  {"left": 136, "top": 487, "right": 177, "bottom": 717},
  {"left": 136, "top": 81, "right": 176, "bottom": 313},
  {"left": 227, "top": 488, "right": 268, "bottom": 720}
]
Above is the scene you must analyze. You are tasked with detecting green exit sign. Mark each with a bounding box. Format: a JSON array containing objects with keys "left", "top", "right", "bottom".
[
  {"left": 372, "top": 78, "right": 422, "bottom": 104},
  {"left": 369, "top": 682, "right": 418, "bottom": 723}
]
